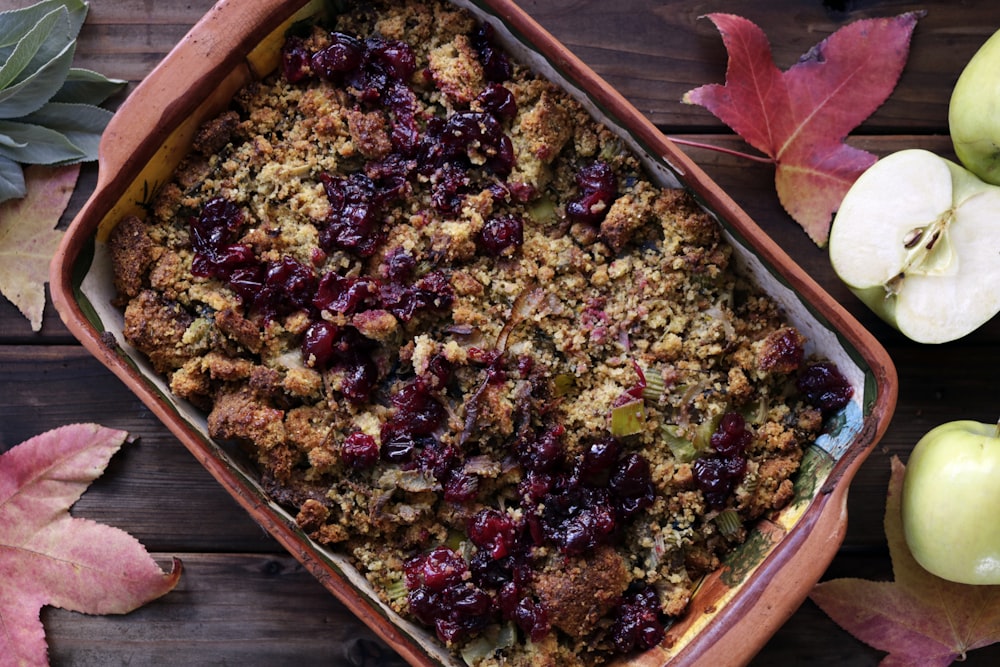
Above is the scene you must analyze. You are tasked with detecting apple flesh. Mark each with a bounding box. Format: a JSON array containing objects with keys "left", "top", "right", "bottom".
[
  {"left": 902, "top": 420, "right": 1000, "bottom": 585},
  {"left": 829, "top": 149, "right": 1000, "bottom": 344},
  {"left": 950, "top": 28, "right": 1000, "bottom": 185}
]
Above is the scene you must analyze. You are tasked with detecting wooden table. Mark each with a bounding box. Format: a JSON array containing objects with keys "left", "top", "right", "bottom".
[{"left": 2, "top": 0, "right": 998, "bottom": 664}]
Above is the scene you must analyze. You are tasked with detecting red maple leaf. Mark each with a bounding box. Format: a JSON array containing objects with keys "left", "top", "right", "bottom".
[
  {"left": 0, "top": 424, "right": 181, "bottom": 665},
  {"left": 682, "top": 12, "right": 922, "bottom": 246},
  {"left": 810, "top": 457, "right": 1000, "bottom": 665}
]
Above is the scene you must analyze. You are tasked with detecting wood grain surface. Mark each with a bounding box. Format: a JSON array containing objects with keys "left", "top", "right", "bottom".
[{"left": 1, "top": 0, "right": 999, "bottom": 665}]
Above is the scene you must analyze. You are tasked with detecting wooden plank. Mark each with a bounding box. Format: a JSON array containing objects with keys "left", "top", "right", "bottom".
[
  {"left": 517, "top": 0, "right": 1000, "bottom": 132},
  {"left": 43, "top": 552, "right": 409, "bottom": 667},
  {"left": 0, "top": 347, "right": 279, "bottom": 553}
]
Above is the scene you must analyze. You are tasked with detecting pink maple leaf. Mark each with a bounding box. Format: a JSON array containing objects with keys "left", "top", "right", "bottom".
[
  {"left": 0, "top": 424, "right": 181, "bottom": 666},
  {"left": 682, "top": 12, "right": 921, "bottom": 245}
]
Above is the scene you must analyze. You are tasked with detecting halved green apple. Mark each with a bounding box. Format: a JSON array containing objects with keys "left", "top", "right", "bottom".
[{"left": 829, "top": 148, "right": 1000, "bottom": 343}]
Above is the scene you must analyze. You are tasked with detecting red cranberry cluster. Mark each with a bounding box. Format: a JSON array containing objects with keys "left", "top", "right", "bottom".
[
  {"left": 526, "top": 434, "right": 656, "bottom": 555},
  {"left": 189, "top": 197, "right": 455, "bottom": 405},
  {"left": 692, "top": 412, "right": 752, "bottom": 510},
  {"left": 609, "top": 584, "right": 666, "bottom": 653},
  {"left": 399, "top": 414, "right": 662, "bottom": 649},
  {"left": 405, "top": 546, "right": 494, "bottom": 644},
  {"left": 281, "top": 23, "right": 519, "bottom": 227},
  {"left": 566, "top": 160, "right": 617, "bottom": 225}
]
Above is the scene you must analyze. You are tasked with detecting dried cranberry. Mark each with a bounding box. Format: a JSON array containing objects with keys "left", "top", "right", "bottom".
[
  {"left": 384, "top": 81, "right": 421, "bottom": 153},
  {"left": 252, "top": 256, "right": 317, "bottom": 320},
  {"left": 610, "top": 584, "right": 665, "bottom": 654},
  {"left": 560, "top": 504, "right": 616, "bottom": 555},
  {"left": 536, "top": 484, "right": 615, "bottom": 555},
  {"left": 418, "top": 439, "right": 461, "bottom": 484},
  {"left": 380, "top": 270, "right": 454, "bottom": 322},
  {"left": 488, "top": 134, "right": 515, "bottom": 176},
  {"left": 318, "top": 172, "right": 385, "bottom": 257},
  {"left": 225, "top": 262, "right": 266, "bottom": 302},
  {"left": 424, "top": 111, "right": 514, "bottom": 177},
  {"left": 192, "top": 243, "right": 257, "bottom": 282},
  {"left": 468, "top": 508, "right": 517, "bottom": 559},
  {"left": 341, "top": 432, "right": 379, "bottom": 469},
  {"left": 311, "top": 33, "right": 364, "bottom": 80},
  {"left": 425, "top": 354, "right": 454, "bottom": 389},
  {"left": 339, "top": 353, "right": 379, "bottom": 404},
  {"left": 443, "top": 470, "right": 479, "bottom": 503},
  {"left": 566, "top": 161, "right": 617, "bottom": 225},
  {"left": 384, "top": 248, "right": 416, "bottom": 282},
  {"left": 318, "top": 202, "right": 380, "bottom": 255},
  {"left": 428, "top": 162, "right": 472, "bottom": 213},
  {"left": 369, "top": 38, "right": 416, "bottom": 81},
  {"left": 189, "top": 197, "right": 259, "bottom": 281},
  {"left": 518, "top": 470, "right": 554, "bottom": 502},
  {"left": 575, "top": 436, "right": 620, "bottom": 483},
  {"left": 797, "top": 362, "right": 854, "bottom": 415},
  {"left": 471, "top": 23, "right": 512, "bottom": 82},
  {"left": 609, "top": 452, "right": 655, "bottom": 518},
  {"left": 280, "top": 35, "right": 313, "bottom": 83},
  {"left": 301, "top": 322, "right": 378, "bottom": 403},
  {"left": 476, "top": 82, "right": 518, "bottom": 119},
  {"left": 516, "top": 425, "right": 565, "bottom": 473},
  {"left": 405, "top": 546, "right": 467, "bottom": 591},
  {"left": 512, "top": 597, "right": 549, "bottom": 642},
  {"left": 469, "top": 550, "right": 511, "bottom": 590},
  {"left": 342, "top": 36, "right": 417, "bottom": 104},
  {"left": 313, "top": 272, "right": 379, "bottom": 315},
  {"left": 710, "top": 412, "right": 753, "bottom": 456},
  {"left": 478, "top": 214, "right": 524, "bottom": 257},
  {"left": 301, "top": 320, "right": 338, "bottom": 369},
  {"left": 191, "top": 197, "right": 244, "bottom": 250},
  {"left": 692, "top": 455, "right": 747, "bottom": 509},
  {"left": 390, "top": 380, "right": 447, "bottom": 436},
  {"left": 366, "top": 151, "right": 415, "bottom": 194}
]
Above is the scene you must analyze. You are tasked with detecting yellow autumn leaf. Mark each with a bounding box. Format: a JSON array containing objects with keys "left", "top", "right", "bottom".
[{"left": 0, "top": 164, "right": 77, "bottom": 331}]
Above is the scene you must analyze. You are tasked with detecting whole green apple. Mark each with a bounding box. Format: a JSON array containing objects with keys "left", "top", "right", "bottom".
[
  {"left": 902, "top": 419, "right": 1000, "bottom": 585},
  {"left": 950, "top": 28, "right": 1000, "bottom": 185},
  {"left": 829, "top": 149, "right": 1000, "bottom": 344}
]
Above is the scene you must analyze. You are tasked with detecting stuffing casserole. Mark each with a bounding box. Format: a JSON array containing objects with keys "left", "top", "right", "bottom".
[{"left": 108, "top": 1, "right": 853, "bottom": 664}]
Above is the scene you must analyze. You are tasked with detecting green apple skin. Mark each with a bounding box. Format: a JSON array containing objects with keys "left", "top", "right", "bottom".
[
  {"left": 950, "top": 28, "right": 1000, "bottom": 185},
  {"left": 902, "top": 420, "right": 1000, "bottom": 585}
]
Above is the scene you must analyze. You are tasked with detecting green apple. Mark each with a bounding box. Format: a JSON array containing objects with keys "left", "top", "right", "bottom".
[
  {"left": 950, "top": 28, "right": 1000, "bottom": 185},
  {"left": 902, "top": 420, "right": 1000, "bottom": 585},
  {"left": 829, "top": 149, "right": 1000, "bottom": 344}
]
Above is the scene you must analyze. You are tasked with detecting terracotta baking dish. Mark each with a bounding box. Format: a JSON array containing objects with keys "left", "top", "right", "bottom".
[{"left": 50, "top": 0, "right": 897, "bottom": 664}]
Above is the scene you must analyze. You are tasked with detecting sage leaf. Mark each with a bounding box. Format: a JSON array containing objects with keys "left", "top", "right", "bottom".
[
  {"left": 0, "top": 0, "right": 86, "bottom": 48},
  {"left": 0, "top": 155, "right": 25, "bottom": 202},
  {"left": 0, "top": 7, "right": 70, "bottom": 90},
  {"left": 19, "top": 102, "right": 113, "bottom": 162},
  {"left": 51, "top": 68, "right": 126, "bottom": 105},
  {"left": 0, "top": 0, "right": 118, "bottom": 210},
  {"left": 0, "top": 119, "right": 84, "bottom": 164},
  {"left": 0, "top": 133, "right": 27, "bottom": 149},
  {"left": 0, "top": 39, "right": 75, "bottom": 119}
]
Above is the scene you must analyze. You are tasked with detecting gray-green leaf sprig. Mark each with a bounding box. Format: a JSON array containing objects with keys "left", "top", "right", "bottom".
[{"left": 0, "top": 0, "right": 125, "bottom": 203}]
